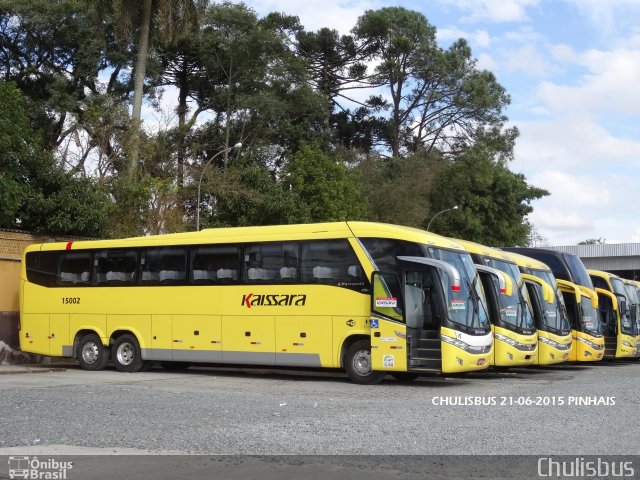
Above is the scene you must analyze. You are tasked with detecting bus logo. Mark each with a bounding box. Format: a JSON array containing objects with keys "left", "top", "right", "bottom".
[
  {"left": 241, "top": 293, "right": 307, "bottom": 308},
  {"left": 8, "top": 457, "right": 29, "bottom": 479}
]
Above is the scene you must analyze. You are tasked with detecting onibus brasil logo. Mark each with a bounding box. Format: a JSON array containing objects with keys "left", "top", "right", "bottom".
[{"left": 8, "top": 456, "right": 73, "bottom": 479}]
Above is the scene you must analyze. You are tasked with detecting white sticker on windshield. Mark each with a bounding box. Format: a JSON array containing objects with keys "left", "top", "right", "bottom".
[
  {"left": 376, "top": 297, "right": 397, "bottom": 308},
  {"left": 451, "top": 300, "right": 466, "bottom": 310},
  {"left": 504, "top": 307, "right": 517, "bottom": 317}
]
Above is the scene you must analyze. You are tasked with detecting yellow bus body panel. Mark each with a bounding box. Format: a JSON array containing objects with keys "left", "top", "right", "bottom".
[
  {"left": 440, "top": 326, "right": 492, "bottom": 373},
  {"left": 571, "top": 330, "right": 605, "bottom": 362},
  {"left": 537, "top": 330, "right": 572, "bottom": 365},
  {"left": 491, "top": 324, "right": 538, "bottom": 367}
]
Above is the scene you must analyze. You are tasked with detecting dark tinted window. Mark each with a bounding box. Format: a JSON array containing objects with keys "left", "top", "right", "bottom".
[
  {"left": 141, "top": 247, "right": 186, "bottom": 285},
  {"left": 95, "top": 250, "right": 138, "bottom": 286},
  {"left": 590, "top": 275, "right": 609, "bottom": 291},
  {"left": 58, "top": 252, "right": 92, "bottom": 286},
  {"left": 300, "top": 240, "right": 367, "bottom": 290},
  {"left": 26, "top": 251, "right": 58, "bottom": 287},
  {"left": 191, "top": 245, "right": 241, "bottom": 284},
  {"left": 359, "top": 238, "right": 423, "bottom": 299},
  {"left": 244, "top": 242, "right": 299, "bottom": 283}
]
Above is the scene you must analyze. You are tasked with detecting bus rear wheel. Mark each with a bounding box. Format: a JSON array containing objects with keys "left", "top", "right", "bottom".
[
  {"left": 112, "top": 334, "right": 150, "bottom": 372},
  {"left": 77, "top": 333, "right": 109, "bottom": 371},
  {"left": 344, "top": 340, "right": 385, "bottom": 385}
]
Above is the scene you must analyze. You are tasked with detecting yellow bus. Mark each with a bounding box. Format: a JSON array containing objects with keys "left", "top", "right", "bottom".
[
  {"left": 19, "top": 222, "right": 493, "bottom": 384},
  {"left": 588, "top": 270, "right": 637, "bottom": 359},
  {"left": 502, "top": 247, "right": 604, "bottom": 362},
  {"left": 623, "top": 279, "right": 640, "bottom": 359},
  {"left": 453, "top": 240, "right": 538, "bottom": 367},
  {"left": 501, "top": 251, "right": 577, "bottom": 364}
]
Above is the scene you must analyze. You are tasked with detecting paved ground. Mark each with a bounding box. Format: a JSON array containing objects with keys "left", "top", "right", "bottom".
[{"left": 0, "top": 361, "right": 638, "bottom": 478}]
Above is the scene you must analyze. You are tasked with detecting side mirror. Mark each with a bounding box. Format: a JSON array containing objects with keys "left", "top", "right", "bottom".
[{"left": 616, "top": 295, "right": 628, "bottom": 315}]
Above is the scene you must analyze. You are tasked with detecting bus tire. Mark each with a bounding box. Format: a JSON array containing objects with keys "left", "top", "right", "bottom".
[
  {"left": 344, "top": 340, "right": 385, "bottom": 385},
  {"left": 77, "top": 333, "right": 109, "bottom": 371},
  {"left": 112, "top": 334, "right": 149, "bottom": 373}
]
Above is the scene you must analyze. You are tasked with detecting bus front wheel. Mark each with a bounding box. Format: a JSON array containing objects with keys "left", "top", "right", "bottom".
[
  {"left": 112, "top": 334, "right": 150, "bottom": 373},
  {"left": 344, "top": 340, "right": 385, "bottom": 385},
  {"left": 77, "top": 333, "right": 109, "bottom": 371}
]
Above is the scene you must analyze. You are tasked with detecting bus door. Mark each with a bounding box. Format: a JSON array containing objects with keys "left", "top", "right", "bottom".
[
  {"left": 595, "top": 288, "right": 619, "bottom": 358},
  {"left": 370, "top": 257, "right": 461, "bottom": 373}
]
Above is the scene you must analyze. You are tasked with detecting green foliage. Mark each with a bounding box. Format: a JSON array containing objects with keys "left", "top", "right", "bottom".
[
  {"left": 0, "top": 1, "right": 548, "bottom": 241},
  {"left": 358, "top": 150, "right": 447, "bottom": 228},
  {"left": 0, "top": 81, "right": 111, "bottom": 236},
  {"left": 427, "top": 145, "right": 549, "bottom": 246},
  {"left": 284, "top": 144, "right": 366, "bottom": 222},
  {"left": 352, "top": 8, "right": 511, "bottom": 157}
]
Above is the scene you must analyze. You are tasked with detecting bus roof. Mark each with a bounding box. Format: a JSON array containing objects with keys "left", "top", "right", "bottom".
[
  {"left": 452, "top": 238, "right": 513, "bottom": 262},
  {"left": 500, "top": 250, "right": 551, "bottom": 271},
  {"left": 25, "top": 221, "right": 467, "bottom": 254}
]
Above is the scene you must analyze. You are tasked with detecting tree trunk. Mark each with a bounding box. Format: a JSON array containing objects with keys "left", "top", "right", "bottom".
[{"left": 129, "top": 0, "right": 153, "bottom": 179}]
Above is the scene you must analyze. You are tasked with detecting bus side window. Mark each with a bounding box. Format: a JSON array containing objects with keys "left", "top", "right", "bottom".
[
  {"left": 244, "top": 242, "right": 298, "bottom": 283},
  {"left": 190, "top": 245, "right": 240, "bottom": 284},
  {"left": 26, "top": 251, "right": 59, "bottom": 287},
  {"left": 94, "top": 250, "right": 138, "bottom": 286},
  {"left": 141, "top": 247, "right": 187, "bottom": 285},
  {"left": 58, "top": 252, "right": 92, "bottom": 286},
  {"left": 300, "top": 240, "right": 366, "bottom": 290}
]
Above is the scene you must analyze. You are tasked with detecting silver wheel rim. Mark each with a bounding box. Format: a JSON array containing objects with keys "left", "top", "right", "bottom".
[
  {"left": 352, "top": 349, "right": 372, "bottom": 376},
  {"left": 81, "top": 342, "right": 99, "bottom": 365},
  {"left": 116, "top": 342, "right": 135, "bottom": 366}
]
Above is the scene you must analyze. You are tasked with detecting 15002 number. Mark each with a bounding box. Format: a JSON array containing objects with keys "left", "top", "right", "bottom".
[{"left": 62, "top": 297, "right": 80, "bottom": 304}]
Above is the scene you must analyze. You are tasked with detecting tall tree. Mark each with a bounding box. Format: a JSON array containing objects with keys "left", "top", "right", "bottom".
[
  {"left": 426, "top": 145, "right": 549, "bottom": 246},
  {"left": 0, "top": 80, "right": 110, "bottom": 235},
  {"left": 91, "top": 0, "right": 203, "bottom": 178},
  {"left": 353, "top": 7, "right": 510, "bottom": 158}
]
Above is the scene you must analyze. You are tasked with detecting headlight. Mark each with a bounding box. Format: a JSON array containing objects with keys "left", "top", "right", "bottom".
[
  {"left": 495, "top": 333, "right": 518, "bottom": 346},
  {"left": 622, "top": 340, "right": 633, "bottom": 348},
  {"left": 495, "top": 333, "right": 536, "bottom": 351},
  {"left": 441, "top": 334, "right": 491, "bottom": 354},
  {"left": 539, "top": 336, "right": 572, "bottom": 350},
  {"left": 576, "top": 336, "right": 604, "bottom": 350}
]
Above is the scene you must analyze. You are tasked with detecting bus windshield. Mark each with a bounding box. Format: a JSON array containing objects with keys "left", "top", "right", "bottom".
[
  {"left": 565, "top": 254, "right": 594, "bottom": 290},
  {"left": 526, "top": 269, "right": 570, "bottom": 334},
  {"left": 610, "top": 278, "right": 634, "bottom": 335},
  {"left": 580, "top": 296, "right": 602, "bottom": 335},
  {"left": 485, "top": 259, "right": 535, "bottom": 332},
  {"left": 624, "top": 284, "right": 640, "bottom": 336},
  {"left": 427, "top": 246, "right": 490, "bottom": 332}
]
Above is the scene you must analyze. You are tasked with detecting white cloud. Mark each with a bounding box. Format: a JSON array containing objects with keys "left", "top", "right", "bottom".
[
  {"left": 513, "top": 117, "right": 640, "bottom": 172},
  {"left": 563, "top": 0, "right": 640, "bottom": 36},
  {"left": 538, "top": 47, "right": 640, "bottom": 116},
  {"left": 438, "top": 0, "right": 539, "bottom": 23},
  {"left": 437, "top": 27, "right": 492, "bottom": 48},
  {"left": 250, "top": 0, "right": 378, "bottom": 33},
  {"left": 502, "top": 44, "right": 557, "bottom": 77}
]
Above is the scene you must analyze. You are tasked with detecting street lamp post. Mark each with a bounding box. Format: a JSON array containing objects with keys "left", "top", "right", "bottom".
[
  {"left": 196, "top": 142, "right": 242, "bottom": 231},
  {"left": 426, "top": 205, "right": 458, "bottom": 232}
]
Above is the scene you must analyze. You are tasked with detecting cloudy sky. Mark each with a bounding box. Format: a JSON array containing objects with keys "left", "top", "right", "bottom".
[{"left": 246, "top": 0, "right": 640, "bottom": 246}]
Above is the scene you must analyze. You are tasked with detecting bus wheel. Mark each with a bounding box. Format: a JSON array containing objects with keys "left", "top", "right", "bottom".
[
  {"left": 77, "top": 333, "right": 109, "bottom": 371},
  {"left": 344, "top": 340, "right": 385, "bottom": 385},
  {"left": 112, "top": 334, "right": 149, "bottom": 372}
]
